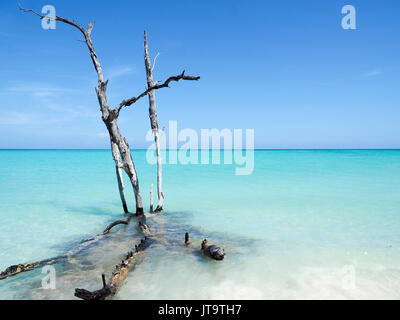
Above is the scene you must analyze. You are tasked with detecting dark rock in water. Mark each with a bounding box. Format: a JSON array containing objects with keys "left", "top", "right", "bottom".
[
  {"left": 201, "top": 239, "right": 225, "bottom": 261},
  {"left": 208, "top": 245, "right": 225, "bottom": 260}
]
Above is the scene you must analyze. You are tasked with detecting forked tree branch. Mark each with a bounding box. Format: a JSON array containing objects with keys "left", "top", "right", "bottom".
[
  {"left": 19, "top": 3, "right": 200, "bottom": 117},
  {"left": 18, "top": 3, "right": 104, "bottom": 86},
  {"left": 18, "top": 3, "right": 86, "bottom": 35},
  {"left": 117, "top": 70, "right": 200, "bottom": 112}
]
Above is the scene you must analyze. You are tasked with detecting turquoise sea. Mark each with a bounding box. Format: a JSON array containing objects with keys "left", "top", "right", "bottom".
[{"left": 0, "top": 149, "right": 399, "bottom": 299}]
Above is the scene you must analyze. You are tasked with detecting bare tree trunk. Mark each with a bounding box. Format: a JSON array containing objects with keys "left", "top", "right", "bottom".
[
  {"left": 106, "top": 118, "right": 143, "bottom": 214},
  {"left": 111, "top": 141, "right": 128, "bottom": 213},
  {"left": 144, "top": 31, "right": 164, "bottom": 212},
  {"left": 84, "top": 22, "right": 144, "bottom": 214}
]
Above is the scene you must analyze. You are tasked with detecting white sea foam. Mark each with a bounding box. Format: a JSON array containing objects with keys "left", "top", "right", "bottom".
[{"left": 207, "top": 280, "right": 264, "bottom": 299}]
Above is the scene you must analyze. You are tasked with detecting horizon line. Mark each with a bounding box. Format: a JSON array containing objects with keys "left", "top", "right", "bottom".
[{"left": 0, "top": 148, "right": 399, "bottom": 151}]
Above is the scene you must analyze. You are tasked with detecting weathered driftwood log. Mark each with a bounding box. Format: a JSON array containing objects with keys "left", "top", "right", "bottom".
[
  {"left": 75, "top": 216, "right": 152, "bottom": 300},
  {"left": 74, "top": 274, "right": 111, "bottom": 300},
  {"left": 201, "top": 239, "right": 226, "bottom": 261},
  {"left": 0, "top": 256, "right": 66, "bottom": 280},
  {"left": 102, "top": 220, "right": 128, "bottom": 235},
  {"left": 0, "top": 216, "right": 132, "bottom": 281},
  {"left": 75, "top": 235, "right": 152, "bottom": 300}
]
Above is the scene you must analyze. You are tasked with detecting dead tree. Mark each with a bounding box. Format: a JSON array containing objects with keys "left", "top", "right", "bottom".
[
  {"left": 19, "top": 4, "right": 199, "bottom": 215},
  {"left": 143, "top": 31, "right": 200, "bottom": 212},
  {"left": 16, "top": 5, "right": 202, "bottom": 298},
  {"left": 144, "top": 31, "right": 164, "bottom": 212}
]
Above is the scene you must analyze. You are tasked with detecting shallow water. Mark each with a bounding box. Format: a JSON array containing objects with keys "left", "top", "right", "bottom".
[{"left": 0, "top": 150, "right": 399, "bottom": 299}]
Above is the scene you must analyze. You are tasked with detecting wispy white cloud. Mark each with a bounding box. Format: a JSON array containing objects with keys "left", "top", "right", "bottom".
[
  {"left": 0, "top": 112, "right": 33, "bottom": 125},
  {"left": 0, "top": 112, "right": 74, "bottom": 126},
  {"left": 5, "top": 84, "right": 81, "bottom": 98},
  {"left": 48, "top": 105, "right": 98, "bottom": 119},
  {"left": 96, "top": 132, "right": 109, "bottom": 138},
  {"left": 0, "top": 104, "right": 98, "bottom": 126},
  {"left": 107, "top": 66, "right": 135, "bottom": 79},
  {"left": 1, "top": 81, "right": 100, "bottom": 126},
  {"left": 364, "top": 68, "right": 384, "bottom": 77}
]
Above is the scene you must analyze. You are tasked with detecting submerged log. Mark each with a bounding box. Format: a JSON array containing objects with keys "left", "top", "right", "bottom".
[
  {"left": 201, "top": 239, "right": 225, "bottom": 261},
  {"left": 0, "top": 216, "right": 132, "bottom": 281},
  {"left": 0, "top": 256, "right": 66, "bottom": 280},
  {"left": 75, "top": 216, "right": 153, "bottom": 300},
  {"left": 74, "top": 280, "right": 111, "bottom": 300},
  {"left": 103, "top": 220, "right": 128, "bottom": 235},
  {"left": 75, "top": 236, "right": 152, "bottom": 300}
]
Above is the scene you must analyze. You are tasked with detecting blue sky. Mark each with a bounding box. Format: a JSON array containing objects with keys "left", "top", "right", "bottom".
[{"left": 0, "top": 0, "right": 399, "bottom": 149}]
